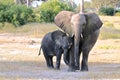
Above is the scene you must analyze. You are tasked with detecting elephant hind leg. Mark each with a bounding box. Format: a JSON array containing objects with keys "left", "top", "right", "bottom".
[
  {"left": 42, "top": 50, "right": 53, "bottom": 68},
  {"left": 45, "top": 56, "right": 52, "bottom": 68}
]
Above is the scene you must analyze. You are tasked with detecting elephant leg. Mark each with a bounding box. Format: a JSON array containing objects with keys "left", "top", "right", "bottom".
[
  {"left": 68, "top": 44, "right": 76, "bottom": 72},
  {"left": 44, "top": 56, "right": 52, "bottom": 68},
  {"left": 49, "top": 56, "right": 54, "bottom": 68},
  {"left": 81, "top": 49, "right": 89, "bottom": 71},
  {"left": 55, "top": 53, "right": 62, "bottom": 69},
  {"left": 42, "top": 49, "right": 52, "bottom": 68},
  {"left": 81, "top": 30, "right": 100, "bottom": 71}
]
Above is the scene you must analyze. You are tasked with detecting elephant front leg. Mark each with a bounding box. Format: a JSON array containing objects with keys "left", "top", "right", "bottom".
[
  {"left": 81, "top": 49, "right": 89, "bottom": 71},
  {"left": 49, "top": 56, "right": 54, "bottom": 68},
  {"left": 68, "top": 46, "right": 76, "bottom": 72},
  {"left": 55, "top": 54, "right": 62, "bottom": 70}
]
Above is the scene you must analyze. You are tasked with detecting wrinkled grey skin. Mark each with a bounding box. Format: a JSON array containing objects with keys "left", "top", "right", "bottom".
[
  {"left": 54, "top": 11, "right": 103, "bottom": 71},
  {"left": 39, "top": 30, "right": 73, "bottom": 69}
]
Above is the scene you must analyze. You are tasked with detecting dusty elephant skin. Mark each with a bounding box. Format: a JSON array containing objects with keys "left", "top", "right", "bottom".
[
  {"left": 54, "top": 11, "right": 103, "bottom": 71},
  {"left": 38, "top": 30, "right": 73, "bottom": 70}
]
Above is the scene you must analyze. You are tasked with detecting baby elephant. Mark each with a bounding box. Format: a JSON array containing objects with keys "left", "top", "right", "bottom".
[{"left": 39, "top": 30, "right": 73, "bottom": 69}]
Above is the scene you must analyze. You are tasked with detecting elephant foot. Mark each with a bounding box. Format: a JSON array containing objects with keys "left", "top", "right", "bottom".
[
  {"left": 74, "top": 66, "right": 80, "bottom": 70},
  {"left": 47, "top": 66, "right": 54, "bottom": 69},
  {"left": 54, "top": 68, "right": 60, "bottom": 70},
  {"left": 68, "top": 67, "right": 76, "bottom": 72},
  {"left": 54, "top": 67, "right": 60, "bottom": 70},
  {"left": 81, "top": 66, "right": 88, "bottom": 71},
  {"left": 81, "top": 69, "right": 88, "bottom": 71}
]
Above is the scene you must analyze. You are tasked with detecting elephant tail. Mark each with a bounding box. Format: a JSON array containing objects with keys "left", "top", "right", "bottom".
[{"left": 38, "top": 46, "right": 42, "bottom": 56}]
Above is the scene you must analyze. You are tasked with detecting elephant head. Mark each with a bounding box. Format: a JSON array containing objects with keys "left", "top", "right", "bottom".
[
  {"left": 55, "top": 34, "right": 73, "bottom": 65},
  {"left": 60, "top": 36, "right": 73, "bottom": 65},
  {"left": 54, "top": 11, "right": 103, "bottom": 68}
]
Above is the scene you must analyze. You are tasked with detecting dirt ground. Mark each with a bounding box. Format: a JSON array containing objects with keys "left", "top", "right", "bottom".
[{"left": 0, "top": 33, "right": 120, "bottom": 80}]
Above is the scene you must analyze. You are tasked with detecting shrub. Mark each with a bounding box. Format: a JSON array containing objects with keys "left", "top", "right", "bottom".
[
  {"left": 99, "top": 7, "right": 114, "bottom": 16},
  {"left": 0, "top": 4, "right": 35, "bottom": 27},
  {"left": 39, "top": 0, "right": 74, "bottom": 22}
]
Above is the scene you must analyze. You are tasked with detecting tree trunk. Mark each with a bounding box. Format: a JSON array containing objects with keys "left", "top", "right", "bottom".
[{"left": 80, "top": 0, "right": 84, "bottom": 13}]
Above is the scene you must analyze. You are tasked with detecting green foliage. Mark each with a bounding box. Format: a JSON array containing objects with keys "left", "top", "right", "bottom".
[
  {"left": 91, "top": 0, "right": 120, "bottom": 12},
  {"left": 0, "top": 0, "right": 14, "bottom": 4},
  {"left": 116, "top": 9, "right": 120, "bottom": 13},
  {"left": 39, "top": 0, "right": 74, "bottom": 22},
  {"left": 0, "top": 4, "right": 35, "bottom": 27},
  {"left": 0, "top": 0, "right": 74, "bottom": 26},
  {"left": 99, "top": 7, "right": 114, "bottom": 16}
]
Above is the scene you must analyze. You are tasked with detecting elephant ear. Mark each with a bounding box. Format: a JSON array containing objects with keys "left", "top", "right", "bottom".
[
  {"left": 51, "top": 30, "right": 66, "bottom": 47},
  {"left": 51, "top": 30, "right": 66, "bottom": 41},
  {"left": 54, "top": 11, "right": 75, "bottom": 37},
  {"left": 83, "top": 13, "right": 103, "bottom": 35}
]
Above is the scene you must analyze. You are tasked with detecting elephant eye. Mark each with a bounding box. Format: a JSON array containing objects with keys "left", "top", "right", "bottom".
[
  {"left": 82, "top": 23, "right": 86, "bottom": 30},
  {"left": 83, "top": 23, "right": 86, "bottom": 26}
]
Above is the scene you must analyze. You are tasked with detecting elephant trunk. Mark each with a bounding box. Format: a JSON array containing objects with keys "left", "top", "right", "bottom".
[{"left": 74, "top": 28, "right": 82, "bottom": 67}]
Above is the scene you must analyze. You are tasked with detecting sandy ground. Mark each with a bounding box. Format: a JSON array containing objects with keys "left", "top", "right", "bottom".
[{"left": 0, "top": 33, "right": 120, "bottom": 80}]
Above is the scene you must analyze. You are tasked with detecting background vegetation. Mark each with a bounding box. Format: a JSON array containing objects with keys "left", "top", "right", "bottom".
[
  {"left": 39, "top": 0, "right": 74, "bottom": 22},
  {"left": 0, "top": 0, "right": 73, "bottom": 26},
  {"left": 0, "top": 0, "right": 120, "bottom": 40}
]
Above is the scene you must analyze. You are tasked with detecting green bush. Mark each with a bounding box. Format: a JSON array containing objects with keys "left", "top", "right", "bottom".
[
  {"left": 0, "top": 0, "right": 74, "bottom": 26},
  {"left": 0, "top": 4, "right": 35, "bottom": 27},
  {"left": 115, "top": 9, "right": 120, "bottom": 13},
  {"left": 0, "top": 0, "right": 14, "bottom": 4},
  {"left": 99, "top": 7, "right": 114, "bottom": 16},
  {"left": 39, "top": 0, "right": 74, "bottom": 22}
]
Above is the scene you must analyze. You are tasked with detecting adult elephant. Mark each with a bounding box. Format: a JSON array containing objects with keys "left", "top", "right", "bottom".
[{"left": 54, "top": 11, "right": 103, "bottom": 71}]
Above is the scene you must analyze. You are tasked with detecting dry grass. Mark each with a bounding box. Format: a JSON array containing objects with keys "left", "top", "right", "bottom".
[
  {"left": 0, "top": 23, "right": 59, "bottom": 38},
  {"left": 99, "top": 16, "right": 120, "bottom": 39},
  {"left": 1, "top": 16, "right": 120, "bottom": 40},
  {"left": 100, "top": 16, "right": 120, "bottom": 29}
]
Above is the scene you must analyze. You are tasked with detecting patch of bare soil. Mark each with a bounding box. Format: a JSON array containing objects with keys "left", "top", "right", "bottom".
[{"left": 0, "top": 34, "right": 120, "bottom": 80}]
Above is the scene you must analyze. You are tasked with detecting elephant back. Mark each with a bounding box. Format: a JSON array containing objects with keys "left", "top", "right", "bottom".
[
  {"left": 54, "top": 11, "right": 75, "bottom": 37},
  {"left": 51, "top": 30, "right": 66, "bottom": 41}
]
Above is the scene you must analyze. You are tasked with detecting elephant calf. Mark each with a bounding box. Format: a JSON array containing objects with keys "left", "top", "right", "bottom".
[{"left": 38, "top": 30, "right": 73, "bottom": 69}]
